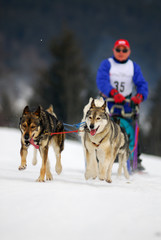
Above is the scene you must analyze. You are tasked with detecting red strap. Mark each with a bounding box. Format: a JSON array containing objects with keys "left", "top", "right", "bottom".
[
  {"left": 30, "top": 130, "right": 80, "bottom": 149},
  {"left": 50, "top": 130, "right": 79, "bottom": 135}
]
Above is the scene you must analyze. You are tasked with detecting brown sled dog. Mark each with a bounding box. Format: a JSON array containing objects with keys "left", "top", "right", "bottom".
[
  {"left": 81, "top": 98, "right": 129, "bottom": 183},
  {"left": 19, "top": 105, "right": 65, "bottom": 182}
]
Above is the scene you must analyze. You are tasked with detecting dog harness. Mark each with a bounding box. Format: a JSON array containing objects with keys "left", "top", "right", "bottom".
[{"left": 91, "top": 132, "right": 109, "bottom": 148}]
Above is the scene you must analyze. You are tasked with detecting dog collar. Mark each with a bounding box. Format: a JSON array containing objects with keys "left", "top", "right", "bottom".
[
  {"left": 92, "top": 142, "right": 101, "bottom": 148},
  {"left": 91, "top": 131, "right": 109, "bottom": 148},
  {"left": 92, "top": 137, "right": 104, "bottom": 148}
]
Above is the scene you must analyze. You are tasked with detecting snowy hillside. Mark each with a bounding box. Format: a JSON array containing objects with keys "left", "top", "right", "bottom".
[{"left": 0, "top": 127, "right": 161, "bottom": 240}]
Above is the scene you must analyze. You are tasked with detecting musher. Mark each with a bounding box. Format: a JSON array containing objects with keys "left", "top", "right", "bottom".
[{"left": 96, "top": 39, "right": 148, "bottom": 170}]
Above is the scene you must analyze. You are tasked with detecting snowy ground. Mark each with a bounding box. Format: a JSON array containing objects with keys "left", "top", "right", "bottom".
[{"left": 0, "top": 127, "right": 161, "bottom": 240}]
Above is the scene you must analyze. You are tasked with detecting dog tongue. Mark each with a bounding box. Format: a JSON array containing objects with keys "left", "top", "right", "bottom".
[
  {"left": 30, "top": 138, "right": 39, "bottom": 149},
  {"left": 90, "top": 129, "right": 97, "bottom": 136}
]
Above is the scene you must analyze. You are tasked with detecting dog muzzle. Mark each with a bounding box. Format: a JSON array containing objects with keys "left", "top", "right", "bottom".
[
  {"left": 24, "top": 140, "right": 30, "bottom": 147},
  {"left": 90, "top": 126, "right": 99, "bottom": 136}
]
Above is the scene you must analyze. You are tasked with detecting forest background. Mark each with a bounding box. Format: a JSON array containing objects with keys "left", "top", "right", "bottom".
[{"left": 0, "top": 0, "right": 161, "bottom": 155}]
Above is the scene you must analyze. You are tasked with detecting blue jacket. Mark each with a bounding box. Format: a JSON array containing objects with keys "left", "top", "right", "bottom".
[{"left": 96, "top": 57, "right": 148, "bottom": 115}]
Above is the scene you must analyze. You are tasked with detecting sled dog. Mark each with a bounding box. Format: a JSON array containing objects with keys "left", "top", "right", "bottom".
[
  {"left": 81, "top": 97, "right": 129, "bottom": 183},
  {"left": 19, "top": 105, "right": 65, "bottom": 182},
  {"left": 31, "top": 105, "right": 56, "bottom": 166}
]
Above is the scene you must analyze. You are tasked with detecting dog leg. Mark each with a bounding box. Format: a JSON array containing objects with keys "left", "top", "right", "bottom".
[
  {"left": 99, "top": 160, "right": 106, "bottom": 180},
  {"left": 106, "top": 158, "right": 115, "bottom": 183},
  {"left": 37, "top": 146, "right": 48, "bottom": 182},
  {"left": 105, "top": 150, "right": 116, "bottom": 183},
  {"left": 123, "top": 162, "right": 129, "bottom": 179},
  {"left": 85, "top": 150, "right": 97, "bottom": 180},
  {"left": 98, "top": 149, "right": 112, "bottom": 182},
  {"left": 117, "top": 154, "right": 123, "bottom": 177},
  {"left": 122, "top": 153, "right": 129, "bottom": 179},
  {"left": 98, "top": 151, "right": 107, "bottom": 180},
  {"left": 54, "top": 144, "right": 62, "bottom": 175},
  {"left": 19, "top": 145, "right": 28, "bottom": 170},
  {"left": 55, "top": 153, "right": 62, "bottom": 175},
  {"left": 52, "top": 139, "right": 62, "bottom": 175},
  {"left": 118, "top": 153, "right": 129, "bottom": 179},
  {"left": 32, "top": 148, "right": 37, "bottom": 166},
  {"left": 46, "top": 159, "right": 53, "bottom": 181},
  {"left": 85, "top": 149, "right": 91, "bottom": 180},
  {"left": 91, "top": 155, "right": 98, "bottom": 179}
]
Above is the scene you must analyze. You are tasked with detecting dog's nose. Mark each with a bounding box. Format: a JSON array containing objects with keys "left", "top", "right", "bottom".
[
  {"left": 90, "top": 124, "right": 94, "bottom": 129},
  {"left": 24, "top": 133, "right": 29, "bottom": 140}
]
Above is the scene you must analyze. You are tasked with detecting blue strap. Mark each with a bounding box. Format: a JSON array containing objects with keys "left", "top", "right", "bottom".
[
  {"left": 127, "top": 157, "right": 132, "bottom": 174},
  {"left": 64, "top": 126, "right": 78, "bottom": 135},
  {"left": 63, "top": 121, "right": 86, "bottom": 135},
  {"left": 64, "top": 121, "right": 86, "bottom": 129}
]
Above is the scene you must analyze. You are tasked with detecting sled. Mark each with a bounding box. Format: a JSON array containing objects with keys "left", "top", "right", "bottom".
[{"left": 106, "top": 98, "right": 140, "bottom": 173}]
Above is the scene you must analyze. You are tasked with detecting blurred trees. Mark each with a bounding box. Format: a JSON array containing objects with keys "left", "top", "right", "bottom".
[
  {"left": 0, "top": 93, "right": 17, "bottom": 127},
  {"left": 142, "top": 78, "right": 161, "bottom": 156},
  {"left": 0, "top": 29, "right": 96, "bottom": 129},
  {"left": 30, "top": 29, "right": 96, "bottom": 123}
]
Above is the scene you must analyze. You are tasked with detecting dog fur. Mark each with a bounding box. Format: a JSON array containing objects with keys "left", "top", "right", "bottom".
[
  {"left": 80, "top": 97, "right": 129, "bottom": 183},
  {"left": 19, "top": 105, "right": 65, "bottom": 182}
]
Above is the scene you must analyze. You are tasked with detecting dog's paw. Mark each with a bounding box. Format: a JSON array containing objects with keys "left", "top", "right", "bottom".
[
  {"left": 123, "top": 168, "right": 130, "bottom": 179},
  {"left": 55, "top": 165, "right": 62, "bottom": 175},
  {"left": 91, "top": 171, "right": 97, "bottom": 179},
  {"left": 46, "top": 173, "right": 53, "bottom": 181},
  {"left": 124, "top": 172, "right": 130, "bottom": 179},
  {"left": 18, "top": 164, "right": 27, "bottom": 170},
  {"left": 36, "top": 177, "right": 45, "bottom": 182},
  {"left": 92, "top": 175, "right": 97, "bottom": 180},
  {"left": 85, "top": 170, "right": 91, "bottom": 180},
  {"left": 99, "top": 177, "right": 105, "bottom": 181},
  {"left": 99, "top": 173, "right": 106, "bottom": 181},
  {"left": 85, "top": 168, "right": 98, "bottom": 180},
  {"left": 32, "top": 157, "right": 37, "bottom": 166},
  {"left": 106, "top": 179, "right": 112, "bottom": 183}
]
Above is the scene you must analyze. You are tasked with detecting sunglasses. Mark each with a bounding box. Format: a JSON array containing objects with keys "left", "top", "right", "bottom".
[{"left": 115, "top": 48, "right": 129, "bottom": 53}]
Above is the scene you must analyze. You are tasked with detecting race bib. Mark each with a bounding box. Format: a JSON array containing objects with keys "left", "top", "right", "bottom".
[{"left": 108, "top": 58, "right": 134, "bottom": 97}]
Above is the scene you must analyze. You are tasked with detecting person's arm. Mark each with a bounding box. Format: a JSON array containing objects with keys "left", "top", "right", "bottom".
[
  {"left": 96, "top": 59, "right": 113, "bottom": 97},
  {"left": 133, "top": 62, "right": 148, "bottom": 101}
]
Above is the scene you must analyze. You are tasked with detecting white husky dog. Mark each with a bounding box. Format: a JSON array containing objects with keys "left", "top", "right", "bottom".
[{"left": 80, "top": 97, "right": 129, "bottom": 183}]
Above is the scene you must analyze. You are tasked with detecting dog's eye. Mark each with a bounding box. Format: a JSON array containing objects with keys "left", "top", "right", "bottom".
[
  {"left": 22, "top": 123, "right": 27, "bottom": 128},
  {"left": 96, "top": 117, "right": 101, "bottom": 120},
  {"left": 89, "top": 116, "right": 92, "bottom": 119},
  {"left": 30, "top": 125, "right": 36, "bottom": 129}
]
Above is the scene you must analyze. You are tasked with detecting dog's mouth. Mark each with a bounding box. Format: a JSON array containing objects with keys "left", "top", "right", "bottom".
[
  {"left": 25, "top": 140, "right": 30, "bottom": 146},
  {"left": 24, "top": 134, "right": 35, "bottom": 147},
  {"left": 30, "top": 137, "right": 39, "bottom": 149},
  {"left": 90, "top": 126, "right": 99, "bottom": 136}
]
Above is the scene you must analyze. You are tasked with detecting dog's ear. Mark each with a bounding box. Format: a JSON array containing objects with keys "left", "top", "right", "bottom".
[
  {"left": 46, "top": 104, "right": 53, "bottom": 114},
  {"left": 89, "top": 97, "right": 93, "bottom": 104},
  {"left": 23, "top": 106, "right": 30, "bottom": 115},
  {"left": 34, "top": 106, "right": 41, "bottom": 117},
  {"left": 101, "top": 100, "right": 107, "bottom": 111},
  {"left": 90, "top": 99, "right": 96, "bottom": 108}
]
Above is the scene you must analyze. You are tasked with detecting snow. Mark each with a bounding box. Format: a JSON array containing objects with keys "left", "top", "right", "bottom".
[{"left": 0, "top": 127, "right": 161, "bottom": 240}]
